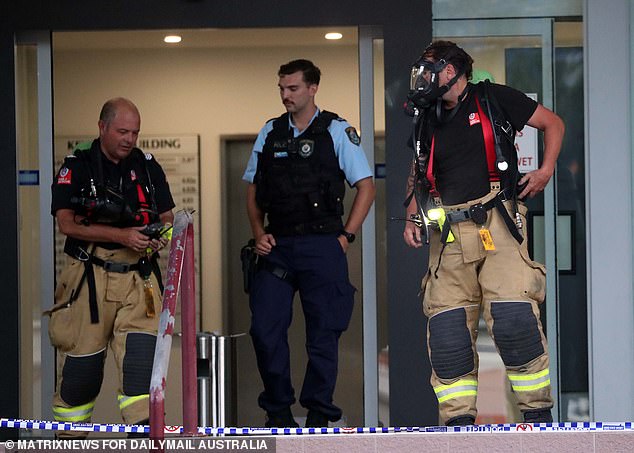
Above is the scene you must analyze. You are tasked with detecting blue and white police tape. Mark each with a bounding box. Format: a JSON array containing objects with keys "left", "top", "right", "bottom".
[{"left": 0, "top": 418, "right": 632, "bottom": 435}]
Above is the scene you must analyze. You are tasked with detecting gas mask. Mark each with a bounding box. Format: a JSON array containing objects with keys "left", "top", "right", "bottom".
[{"left": 405, "top": 57, "right": 462, "bottom": 114}]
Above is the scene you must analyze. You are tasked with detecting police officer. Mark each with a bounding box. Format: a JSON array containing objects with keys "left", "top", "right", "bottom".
[
  {"left": 48, "top": 98, "right": 175, "bottom": 437},
  {"left": 402, "top": 41, "right": 565, "bottom": 426},
  {"left": 243, "top": 59, "right": 375, "bottom": 428}
]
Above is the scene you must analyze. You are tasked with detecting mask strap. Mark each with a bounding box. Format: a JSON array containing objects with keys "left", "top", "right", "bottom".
[{"left": 435, "top": 76, "right": 468, "bottom": 123}]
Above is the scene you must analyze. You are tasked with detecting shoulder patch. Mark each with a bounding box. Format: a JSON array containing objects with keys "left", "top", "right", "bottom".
[
  {"left": 345, "top": 127, "right": 361, "bottom": 146},
  {"left": 57, "top": 167, "right": 72, "bottom": 185},
  {"left": 145, "top": 153, "right": 154, "bottom": 161}
]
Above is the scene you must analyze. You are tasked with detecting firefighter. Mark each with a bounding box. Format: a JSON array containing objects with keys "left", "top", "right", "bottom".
[
  {"left": 47, "top": 98, "right": 175, "bottom": 437},
  {"left": 402, "top": 41, "right": 565, "bottom": 426}
]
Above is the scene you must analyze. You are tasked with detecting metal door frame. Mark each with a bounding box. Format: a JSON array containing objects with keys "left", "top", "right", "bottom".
[
  {"left": 15, "top": 30, "right": 55, "bottom": 424},
  {"left": 358, "top": 25, "right": 383, "bottom": 427}
]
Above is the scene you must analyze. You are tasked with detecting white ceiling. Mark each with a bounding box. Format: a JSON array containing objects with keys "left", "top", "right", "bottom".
[{"left": 53, "top": 27, "right": 358, "bottom": 50}]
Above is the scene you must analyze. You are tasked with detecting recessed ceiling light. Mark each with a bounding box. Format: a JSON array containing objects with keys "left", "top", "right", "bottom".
[
  {"left": 164, "top": 35, "right": 182, "bottom": 44},
  {"left": 325, "top": 32, "right": 343, "bottom": 40}
]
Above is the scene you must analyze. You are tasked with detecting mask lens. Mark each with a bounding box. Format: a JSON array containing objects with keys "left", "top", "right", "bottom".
[
  {"left": 410, "top": 60, "right": 436, "bottom": 91},
  {"left": 410, "top": 66, "right": 429, "bottom": 91}
]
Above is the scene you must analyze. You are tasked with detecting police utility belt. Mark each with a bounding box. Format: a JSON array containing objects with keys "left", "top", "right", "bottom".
[
  {"left": 241, "top": 240, "right": 295, "bottom": 295},
  {"left": 266, "top": 216, "right": 343, "bottom": 237}
]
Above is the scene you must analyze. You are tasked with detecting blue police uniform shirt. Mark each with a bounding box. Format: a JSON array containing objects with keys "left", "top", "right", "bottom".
[{"left": 242, "top": 108, "right": 373, "bottom": 186}]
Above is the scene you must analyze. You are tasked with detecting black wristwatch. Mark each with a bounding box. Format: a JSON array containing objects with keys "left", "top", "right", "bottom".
[{"left": 339, "top": 230, "right": 356, "bottom": 244}]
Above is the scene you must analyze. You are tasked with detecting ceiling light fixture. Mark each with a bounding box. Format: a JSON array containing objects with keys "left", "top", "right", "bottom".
[
  {"left": 325, "top": 32, "right": 343, "bottom": 40},
  {"left": 164, "top": 35, "right": 182, "bottom": 44}
]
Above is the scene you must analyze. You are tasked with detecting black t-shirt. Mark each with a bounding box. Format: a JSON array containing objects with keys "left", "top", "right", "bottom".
[
  {"left": 431, "top": 82, "right": 538, "bottom": 205},
  {"left": 51, "top": 139, "right": 175, "bottom": 223}
]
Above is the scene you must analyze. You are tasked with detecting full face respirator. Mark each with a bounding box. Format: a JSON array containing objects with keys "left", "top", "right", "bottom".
[{"left": 405, "top": 57, "right": 463, "bottom": 115}]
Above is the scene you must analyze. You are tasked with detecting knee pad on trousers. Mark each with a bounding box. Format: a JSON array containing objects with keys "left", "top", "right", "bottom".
[
  {"left": 491, "top": 301, "right": 544, "bottom": 367},
  {"left": 60, "top": 351, "right": 105, "bottom": 406},
  {"left": 429, "top": 308, "right": 474, "bottom": 379},
  {"left": 123, "top": 332, "right": 157, "bottom": 396}
]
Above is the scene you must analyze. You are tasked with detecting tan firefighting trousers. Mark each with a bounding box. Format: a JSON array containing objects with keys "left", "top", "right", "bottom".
[
  {"left": 421, "top": 190, "right": 553, "bottom": 425},
  {"left": 48, "top": 246, "right": 162, "bottom": 437}
]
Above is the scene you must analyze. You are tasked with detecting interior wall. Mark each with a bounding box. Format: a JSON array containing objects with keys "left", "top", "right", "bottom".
[{"left": 53, "top": 42, "right": 384, "bottom": 333}]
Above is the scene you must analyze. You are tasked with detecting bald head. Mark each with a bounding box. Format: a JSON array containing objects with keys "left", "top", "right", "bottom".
[
  {"left": 98, "top": 98, "right": 141, "bottom": 163},
  {"left": 99, "top": 97, "right": 140, "bottom": 126}
]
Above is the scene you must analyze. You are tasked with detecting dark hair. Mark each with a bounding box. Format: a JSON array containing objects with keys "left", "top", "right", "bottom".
[
  {"left": 278, "top": 59, "right": 321, "bottom": 85},
  {"left": 422, "top": 40, "right": 474, "bottom": 81}
]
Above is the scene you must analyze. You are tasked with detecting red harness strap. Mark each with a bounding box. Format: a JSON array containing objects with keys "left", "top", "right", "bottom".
[
  {"left": 425, "top": 96, "right": 500, "bottom": 197},
  {"left": 475, "top": 96, "right": 500, "bottom": 182},
  {"left": 135, "top": 183, "right": 151, "bottom": 225},
  {"left": 426, "top": 135, "right": 439, "bottom": 197}
]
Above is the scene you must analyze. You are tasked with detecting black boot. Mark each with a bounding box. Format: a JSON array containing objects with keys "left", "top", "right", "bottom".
[
  {"left": 446, "top": 415, "right": 476, "bottom": 426},
  {"left": 265, "top": 408, "right": 299, "bottom": 428},
  {"left": 305, "top": 410, "right": 330, "bottom": 428},
  {"left": 523, "top": 408, "right": 553, "bottom": 423}
]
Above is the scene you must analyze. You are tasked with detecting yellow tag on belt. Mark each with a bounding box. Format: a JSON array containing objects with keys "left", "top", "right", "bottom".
[{"left": 479, "top": 228, "right": 496, "bottom": 251}]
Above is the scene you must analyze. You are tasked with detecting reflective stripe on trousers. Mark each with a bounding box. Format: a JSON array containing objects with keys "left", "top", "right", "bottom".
[
  {"left": 433, "top": 379, "right": 478, "bottom": 403},
  {"left": 118, "top": 393, "right": 149, "bottom": 411},
  {"left": 508, "top": 368, "right": 550, "bottom": 392},
  {"left": 53, "top": 401, "right": 95, "bottom": 422}
]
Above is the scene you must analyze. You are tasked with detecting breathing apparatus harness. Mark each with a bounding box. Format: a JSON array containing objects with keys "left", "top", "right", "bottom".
[
  {"left": 62, "top": 143, "right": 165, "bottom": 323},
  {"left": 397, "top": 71, "right": 525, "bottom": 256},
  {"left": 70, "top": 144, "right": 160, "bottom": 228}
]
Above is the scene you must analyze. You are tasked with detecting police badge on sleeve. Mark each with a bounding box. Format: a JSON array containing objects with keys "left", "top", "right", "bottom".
[{"left": 345, "top": 127, "right": 361, "bottom": 145}]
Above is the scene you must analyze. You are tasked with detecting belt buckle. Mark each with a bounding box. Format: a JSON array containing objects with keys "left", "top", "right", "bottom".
[
  {"left": 497, "top": 187, "right": 511, "bottom": 202},
  {"left": 103, "top": 261, "right": 130, "bottom": 273},
  {"left": 76, "top": 247, "right": 90, "bottom": 262}
]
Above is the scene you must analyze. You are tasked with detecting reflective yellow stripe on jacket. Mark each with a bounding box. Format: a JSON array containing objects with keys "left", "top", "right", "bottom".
[
  {"left": 434, "top": 379, "right": 478, "bottom": 403},
  {"left": 508, "top": 369, "right": 550, "bottom": 392}
]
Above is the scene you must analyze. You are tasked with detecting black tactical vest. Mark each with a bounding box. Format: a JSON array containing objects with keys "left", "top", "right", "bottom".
[{"left": 255, "top": 111, "right": 346, "bottom": 235}]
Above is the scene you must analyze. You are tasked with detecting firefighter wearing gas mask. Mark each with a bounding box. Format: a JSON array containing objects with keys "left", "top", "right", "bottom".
[
  {"left": 47, "top": 98, "right": 175, "bottom": 437},
  {"left": 402, "top": 41, "right": 565, "bottom": 426}
]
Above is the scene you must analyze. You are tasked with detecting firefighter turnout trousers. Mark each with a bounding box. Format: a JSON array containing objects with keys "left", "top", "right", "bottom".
[
  {"left": 421, "top": 191, "right": 553, "bottom": 425},
  {"left": 48, "top": 246, "right": 162, "bottom": 435}
]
